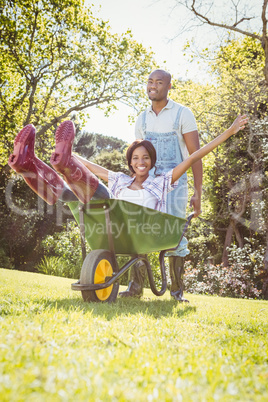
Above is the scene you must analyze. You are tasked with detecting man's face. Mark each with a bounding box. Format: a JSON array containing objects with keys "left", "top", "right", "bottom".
[{"left": 147, "top": 71, "right": 171, "bottom": 102}]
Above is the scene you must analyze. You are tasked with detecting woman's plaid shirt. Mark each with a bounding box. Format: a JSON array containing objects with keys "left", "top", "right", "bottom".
[{"left": 108, "top": 170, "right": 178, "bottom": 213}]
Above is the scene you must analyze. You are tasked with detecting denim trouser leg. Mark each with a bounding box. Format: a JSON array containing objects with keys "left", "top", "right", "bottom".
[
  {"left": 59, "top": 181, "right": 112, "bottom": 202},
  {"left": 165, "top": 175, "right": 189, "bottom": 257}
]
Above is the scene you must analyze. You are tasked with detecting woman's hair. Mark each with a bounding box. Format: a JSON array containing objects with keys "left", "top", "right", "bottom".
[{"left": 126, "top": 139, "right": 157, "bottom": 174}]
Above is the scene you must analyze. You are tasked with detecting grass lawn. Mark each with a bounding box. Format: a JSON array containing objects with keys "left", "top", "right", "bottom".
[{"left": 0, "top": 268, "right": 267, "bottom": 401}]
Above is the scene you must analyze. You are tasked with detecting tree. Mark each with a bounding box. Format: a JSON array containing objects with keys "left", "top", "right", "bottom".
[
  {"left": 71, "top": 114, "right": 127, "bottom": 159},
  {"left": 0, "top": 165, "right": 68, "bottom": 270},
  {"left": 0, "top": 0, "right": 153, "bottom": 270},
  {"left": 170, "top": 37, "right": 268, "bottom": 297},
  {"left": 95, "top": 134, "right": 127, "bottom": 156},
  {"left": 93, "top": 149, "right": 129, "bottom": 176},
  {"left": 167, "top": 0, "right": 268, "bottom": 295},
  {"left": 0, "top": 0, "right": 154, "bottom": 166},
  {"left": 173, "top": 0, "right": 268, "bottom": 85}
]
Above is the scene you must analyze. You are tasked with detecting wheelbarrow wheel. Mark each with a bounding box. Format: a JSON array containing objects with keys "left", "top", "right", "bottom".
[{"left": 80, "top": 249, "right": 119, "bottom": 303}]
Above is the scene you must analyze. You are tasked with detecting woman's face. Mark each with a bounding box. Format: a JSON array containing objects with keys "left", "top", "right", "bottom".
[{"left": 131, "top": 146, "right": 152, "bottom": 178}]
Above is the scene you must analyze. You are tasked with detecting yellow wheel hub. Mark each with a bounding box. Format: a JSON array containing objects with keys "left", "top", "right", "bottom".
[{"left": 94, "top": 259, "right": 113, "bottom": 301}]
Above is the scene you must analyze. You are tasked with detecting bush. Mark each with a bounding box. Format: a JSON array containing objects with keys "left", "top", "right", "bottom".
[
  {"left": 40, "top": 220, "right": 89, "bottom": 279},
  {"left": 184, "top": 261, "right": 262, "bottom": 299},
  {"left": 227, "top": 239, "right": 265, "bottom": 278},
  {"left": 0, "top": 247, "right": 14, "bottom": 269},
  {"left": 37, "top": 256, "right": 67, "bottom": 277},
  {"left": 37, "top": 255, "right": 82, "bottom": 279},
  {"left": 184, "top": 238, "right": 265, "bottom": 299}
]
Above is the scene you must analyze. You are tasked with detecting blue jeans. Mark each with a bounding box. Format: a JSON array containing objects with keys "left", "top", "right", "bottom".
[{"left": 59, "top": 181, "right": 112, "bottom": 202}]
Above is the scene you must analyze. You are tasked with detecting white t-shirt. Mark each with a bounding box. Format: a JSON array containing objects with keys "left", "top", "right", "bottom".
[
  {"left": 135, "top": 99, "right": 197, "bottom": 160},
  {"left": 117, "top": 187, "right": 158, "bottom": 210},
  {"left": 108, "top": 170, "right": 178, "bottom": 213}
]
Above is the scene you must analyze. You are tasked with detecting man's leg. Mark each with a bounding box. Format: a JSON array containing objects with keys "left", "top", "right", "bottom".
[
  {"left": 169, "top": 256, "right": 189, "bottom": 302},
  {"left": 119, "top": 261, "right": 146, "bottom": 298},
  {"left": 166, "top": 177, "right": 189, "bottom": 302}
]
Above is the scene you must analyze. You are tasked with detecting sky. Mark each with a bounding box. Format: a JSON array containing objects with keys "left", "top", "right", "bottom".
[{"left": 84, "top": 0, "right": 261, "bottom": 143}]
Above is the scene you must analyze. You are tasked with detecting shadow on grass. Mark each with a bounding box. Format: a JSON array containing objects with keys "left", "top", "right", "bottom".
[{"left": 40, "top": 296, "right": 197, "bottom": 319}]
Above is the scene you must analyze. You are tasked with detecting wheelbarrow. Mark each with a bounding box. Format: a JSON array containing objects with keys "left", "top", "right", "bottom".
[{"left": 68, "top": 199, "right": 194, "bottom": 303}]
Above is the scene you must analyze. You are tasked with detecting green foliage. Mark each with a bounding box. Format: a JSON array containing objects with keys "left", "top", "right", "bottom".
[
  {"left": 1, "top": 170, "right": 66, "bottom": 271},
  {"left": 227, "top": 239, "right": 266, "bottom": 279},
  {"left": 36, "top": 255, "right": 80, "bottom": 279},
  {"left": 184, "top": 261, "right": 262, "bottom": 299},
  {"left": 41, "top": 220, "right": 88, "bottom": 279},
  {"left": 172, "top": 36, "right": 268, "bottom": 268},
  {"left": 211, "top": 37, "right": 267, "bottom": 116},
  {"left": 0, "top": 0, "right": 153, "bottom": 273},
  {"left": 93, "top": 148, "right": 129, "bottom": 174},
  {"left": 73, "top": 128, "right": 97, "bottom": 159},
  {"left": 186, "top": 213, "right": 222, "bottom": 265},
  {"left": 147, "top": 252, "right": 162, "bottom": 287},
  {"left": 184, "top": 238, "right": 265, "bottom": 299},
  {"left": 1, "top": 268, "right": 268, "bottom": 401},
  {"left": 36, "top": 256, "right": 67, "bottom": 277},
  {"left": 0, "top": 248, "right": 14, "bottom": 269},
  {"left": 0, "top": 0, "right": 154, "bottom": 165},
  {"left": 95, "top": 133, "right": 127, "bottom": 155},
  {"left": 72, "top": 121, "right": 127, "bottom": 159}
]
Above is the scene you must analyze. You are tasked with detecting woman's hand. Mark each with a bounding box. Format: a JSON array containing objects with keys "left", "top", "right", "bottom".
[{"left": 228, "top": 114, "right": 249, "bottom": 136}]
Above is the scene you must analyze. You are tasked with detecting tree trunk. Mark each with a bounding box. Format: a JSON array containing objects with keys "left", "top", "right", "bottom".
[
  {"left": 222, "top": 220, "right": 234, "bottom": 267},
  {"left": 234, "top": 225, "right": 244, "bottom": 248}
]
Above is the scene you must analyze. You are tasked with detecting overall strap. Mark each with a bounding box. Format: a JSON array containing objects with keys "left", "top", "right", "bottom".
[{"left": 173, "top": 105, "right": 184, "bottom": 132}]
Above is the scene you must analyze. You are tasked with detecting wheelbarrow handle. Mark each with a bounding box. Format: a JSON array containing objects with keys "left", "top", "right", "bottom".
[
  {"left": 178, "top": 212, "right": 195, "bottom": 245},
  {"left": 164, "top": 212, "right": 195, "bottom": 254},
  {"left": 177, "top": 212, "right": 194, "bottom": 243},
  {"left": 184, "top": 212, "right": 195, "bottom": 235}
]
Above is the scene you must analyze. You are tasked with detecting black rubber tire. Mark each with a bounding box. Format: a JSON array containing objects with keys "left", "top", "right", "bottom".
[{"left": 80, "top": 249, "right": 119, "bottom": 303}]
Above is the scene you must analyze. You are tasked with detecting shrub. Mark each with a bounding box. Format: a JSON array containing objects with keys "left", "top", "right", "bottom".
[
  {"left": 37, "top": 256, "right": 67, "bottom": 277},
  {"left": 184, "top": 261, "right": 262, "bottom": 299},
  {"left": 227, "top": 239, "right": 265, "bottom": 278},
  {"left": 0, "top": 247, "right": 14, "bottom": 269},
  {"left": 40, "top": 220, "right": 89, "bottom": 279},
  {"left": 184, "top": 238, "right": 265, "bottom": 299}
]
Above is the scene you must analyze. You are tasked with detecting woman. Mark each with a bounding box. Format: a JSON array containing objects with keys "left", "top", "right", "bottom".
[{"left": 8, "top": 115, "right": 248, "bottom": 210}]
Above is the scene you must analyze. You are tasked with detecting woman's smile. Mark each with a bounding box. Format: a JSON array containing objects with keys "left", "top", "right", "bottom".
[{"left": 131, "top": 146, "right": 152, "bottom": 178}]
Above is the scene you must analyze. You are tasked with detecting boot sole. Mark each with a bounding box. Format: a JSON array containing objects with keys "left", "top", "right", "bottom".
[
  {"left": 8, "top": 125, "right": 35, "bottom": 173},
  {"left": 50, "top": 121, "right": 75, "bottom": 172}
]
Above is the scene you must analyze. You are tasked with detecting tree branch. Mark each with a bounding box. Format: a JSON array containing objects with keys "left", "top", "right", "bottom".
[{"left": 190, "top": 0, "right": 261, "bottom": 41}]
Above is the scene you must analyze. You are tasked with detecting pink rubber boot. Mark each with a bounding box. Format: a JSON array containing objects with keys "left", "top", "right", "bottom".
[
  {"left": 50, "top": 120, "right": 99, "bottom": 204},
  {"left": 8, "top": 125, "right": 65, "bottom": 205}
]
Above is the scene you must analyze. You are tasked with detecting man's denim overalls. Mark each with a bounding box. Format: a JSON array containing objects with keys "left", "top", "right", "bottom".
[{"left": 141, "top": 106, "right": 189, "bottom": 257}]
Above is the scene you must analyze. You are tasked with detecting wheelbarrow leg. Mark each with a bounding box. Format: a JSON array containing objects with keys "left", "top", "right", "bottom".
[
  {"left": 169, "top": 256, "right": 189, "bottom": 303},
  {"left": 119, "top": 260, "right": 146, "bottom": 298}
]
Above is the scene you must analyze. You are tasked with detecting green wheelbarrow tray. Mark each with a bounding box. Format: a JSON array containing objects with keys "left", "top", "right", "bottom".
[{"left": 68, "top": 199, "right": 194, "bottom": 302}]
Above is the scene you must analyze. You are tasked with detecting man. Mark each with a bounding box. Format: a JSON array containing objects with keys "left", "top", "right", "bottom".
[{"left": 119, "top": 69, "right": 203, "bottom": 302}]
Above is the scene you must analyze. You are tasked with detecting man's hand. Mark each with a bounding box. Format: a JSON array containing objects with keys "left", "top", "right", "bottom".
[
  {"left": 184, "top": 131, "right": 203, "bottom": 218},
  {"left": 189, "top": 192, "right": 202, "bottom": 218}
]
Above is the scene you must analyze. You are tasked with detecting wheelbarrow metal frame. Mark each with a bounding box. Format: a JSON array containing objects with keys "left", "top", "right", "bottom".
[{"left": 71, "top": 201, "right": 194, "bottom": 297}]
